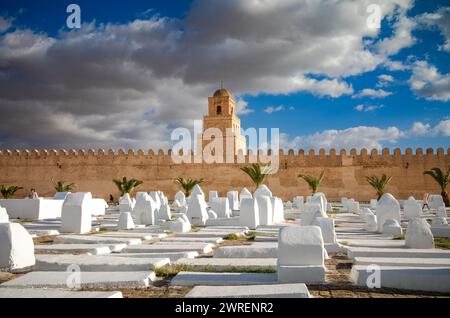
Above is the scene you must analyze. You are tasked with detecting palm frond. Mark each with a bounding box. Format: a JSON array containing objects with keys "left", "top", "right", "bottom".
[
  {"left": 298, "top": 171, "right": 325, "bottom": 194},
  {"left": 175, "top": 177, "right": 204, "bottom": 196},
  {"left": 240, "top": 164, "right": 271, "bottom": 189},
  {"left": 112, "top": 177, "right": 143, "bottom": 196}
]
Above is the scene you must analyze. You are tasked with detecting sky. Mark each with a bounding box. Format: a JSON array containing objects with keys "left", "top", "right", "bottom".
[{"left": 0, "top": 0, "right": 449, "bottom": 152}]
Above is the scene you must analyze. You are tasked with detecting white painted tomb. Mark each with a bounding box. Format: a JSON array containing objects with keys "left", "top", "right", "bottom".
[
  {"left": 256, "top": 195, "right": 273, "bottom": 226},
  {"left": 186, "top": 194, "right": 209, "bottom": 226},
  {"left": 209, "top": 191, "right": 218, "bottom": 205},
  {"left": 429, "top": 195, "right": 444, "bottom": 210},
  {"left": 405, "top": 218, "right": 435, "bottom": 249},
  {"left": 437, "top": 206, "right": 447, "bottom": 218},
  {"left": 133, "top": 192, "right": 157, "bottom": 225},
  {"left": 207, "top": 210, "right": 218, "bottom": 219},
  {"left": 0, "top": 198, "right": 64, "bottom": 220},
  {"left": 382, "top": 219, "right": 402, "bottom": 237},
  {"left": 149, "top": 192, "right": 161, "bottom": 210},
  {"left": 0, "top": 222, "right": 35, "bottom": 272},
  {"left": 312, "top": 217, "right": 342, "bottom": 253},
  {"left": 0, "top": 206, "right": 9, "bottom": 223},
  {"left": 370, "top": 199, "right": 377, "bottom": 209},
  {"left": 169, "top": 215, "right": 192, "bottom": 233},
  {"left": 271, "top": 197, "right": 285, "bottom": 224},
  {"left": 376, "top": 193, "right": 401, "bottom": 233},
  {"left": 118, "top": 212, "right": 135, "bottom": 230},
  {"left": 404, "top": 199, "right": 422, "bottom": 220},
  {"left": 119, "top": 193, "right": 135, "bottom": 213},
  {"left": 61, "top": 192, "right": 92, "bottom": 234},
  {"left": 239, "top": 188, "right": 253, "bottom": 205},
  {"left": 210, "top": 197, "right": 231, "bottom": 218},
  {"left": 254, "top": 184, "right": 272, "bottom": 198},
  {"left": 239, "top": 198, "right": 260, "bottom": 229},
  {"left": 364, "top": 214, "right": 378, "bottom": 232},
  {"left": 277, "top": 225, "right": 326, "bottom": 284},
  {"left": 158, "top": 202, "right": 172, "bottom": 220},
  {"left": 293, "top": 196, "right": 304, "bottom": 210},
  {"left": 174, "top": 191, "right": 186, "bottom": 206},
  {"left": 227, "top": 191, "right": 239, "bottom": 211}
]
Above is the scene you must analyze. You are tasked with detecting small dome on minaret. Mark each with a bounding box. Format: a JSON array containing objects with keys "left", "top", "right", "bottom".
[{"left": 213, "top": 88, "right": 232, "bottom": 97}]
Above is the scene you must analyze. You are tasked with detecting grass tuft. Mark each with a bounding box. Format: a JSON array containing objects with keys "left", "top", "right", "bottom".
[{"left": 435, "top": 237, "right": 450, "bottom": 250}]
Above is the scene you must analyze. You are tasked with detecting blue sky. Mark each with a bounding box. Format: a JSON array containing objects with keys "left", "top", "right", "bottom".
[{"left": 0, "top": 0, "right": 449, "bottom": 151}]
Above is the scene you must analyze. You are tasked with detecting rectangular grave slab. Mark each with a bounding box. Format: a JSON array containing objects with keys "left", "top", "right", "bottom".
[
  {"left": 53, "top": 235, "right": 141, "bottom": 245},
  {"left": 122, "top": 243, "right": 214, "bottom": 254},
  {"left": 94, "top": 232, "right": 161, "bottom": 240},
  {"left": 160, "top": 237, "right": 223, "bottom": 244},
  {"left": 186, "top": 283, "right": 311, "bottom": 298},
  {"left": 351, "top": 265, "right": 450, "bottom": 293},
  {"left": 347, "top": 247, "right": 450, "bottom": 259},
  {"left": 2, "top": 271, "right": 155, "bottom": 289},
  {"left": 111, "top": 251, "right": 199, "bottom": 261},
  {"left": 340, "top": 239, "right": 405, "bottom": 248},
  {"left": 175, "top": 258, "right": 276, "bottom": 271},
  {"left": 35, "top": 254, "right": 170, "bottom": 271},
  {"left": 34, "top": 244, "right": 115, "bottom": 255},
  {"left": 214, "top": 244, "right": 277, "bottom": 258},
  {"left": 0, "top": 288, "right": 123, "bottom": 298},
  {"left": 430, "top": 226, "right": 450, "bottom": 238},
  {"left": 353, "top": 257, "right": 450, "bottom": 267},
  {"left": 170, "top": 272, "right": 277, "bottom": 286}
]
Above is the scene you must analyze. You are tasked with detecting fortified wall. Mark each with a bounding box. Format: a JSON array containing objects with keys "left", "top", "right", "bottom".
[{"left": 0, "top": 147, "right": 449, "bottom": 202}]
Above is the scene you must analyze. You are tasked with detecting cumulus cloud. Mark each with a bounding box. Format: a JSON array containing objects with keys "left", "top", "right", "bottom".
[
  {"left": 281, "top": 126, "right": 404, "bottom": 151},
  {"left": 236, "top": 99, "right": 254, "bottom": 115},
  {"left": 377, "top": 74, "right": 395, "bottom": 87},
  {"left": 264, "top": 105, "right": 285, "bottom": 114},
  {"left": 409, "top": 119, "right": 450, "bottom": 136},
  {"left": 408, "top": 60, "right": 450, "bottom": 102},
  {"left": 417, "top": 7, "right": 450, "bottom": 52},
  {"left": 0, "top": 0, "right": 419, "bottom": 149},
  {"left": 354, "top": 104, "right": 384, "bottom": 112},
  {"left": 353, "top": 88, "right": 392, "bottom": 99},
  {"left": 0, "top": 16, "right": 12, "bottom": 33}
]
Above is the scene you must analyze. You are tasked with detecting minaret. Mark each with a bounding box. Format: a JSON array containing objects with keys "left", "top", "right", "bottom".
[{"left": 198, "top": 88, "right": 246, "bottom": 158}]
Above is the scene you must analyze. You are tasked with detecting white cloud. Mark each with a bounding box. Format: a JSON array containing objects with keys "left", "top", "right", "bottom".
[
  {"left": 376, "top": 13, "right": 417, "bottom": 56},
  {"left": 264, "top": 105, "right": 285, "bottom": 114},
  {"left": 0, "top": 16, "right": 12, "bottom": 33},
  {"left": 417, "top": 7, "right": 450, "bottom": 52},
  {"left": 408, "top": 60, "right": 450, "bottom": 102},
  {"left": 409, "top": 119, "right": 450, "bottom": 136},
  {"left": 354, "top": 104, "right": 384, "bottom": 112},
  {"left": 377, "top": 74, "right": 395, "bottom": 87},
  {"left": 0, "top": 0, "right": 421, "bottom": 149},
  {"left": 236, "top": 98, "right": 254, "bottom": 115},
  {"left": 353, "top": 88, "right": 393, "bottom": 99},
  {"left": 281, "top": 126, "right": 404, "bottom": 151}
]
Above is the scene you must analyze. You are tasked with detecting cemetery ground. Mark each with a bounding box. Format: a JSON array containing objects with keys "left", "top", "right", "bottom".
[{"left": 1, "top": 189, "right": 450, "bottom": 299}]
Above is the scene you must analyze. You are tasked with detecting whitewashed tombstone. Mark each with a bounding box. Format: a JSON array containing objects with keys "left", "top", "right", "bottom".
[
  {"left": 310, "top": 195, "right": 326, "bottom": 216},
  {"left": 314, "top": 192, "right": 328, "bottom": 212},
  {"left": 370, "top": 199, "right": 378, "bottom": 209},
  {"left": 158, "top": 203, "right": 172, "bottom": 220},
  {"left": 277, "top": 225, "right": 326, "bottom": 283},
  {"left": 118, "top": 212, "right": 135, "bottom": 230},
  {"left": 256, "top": 195, "right": 273, "bottom": 225},
  {"left": 437, "top": 206, "right": 447, "bottom": 218},
  {"left": 133, "top": 193, "right": 157, "bottom": 225},
  {"left": 285, "top": 201, "right": 293, "bottom": 209},
  {"left": 382, "top": 219, "right": 402, "bottom": 237},
  {"left": 312, "top": 217, "right": 337, "bottom": 245},
  {"left": 239, "top": 188, "right": 253, "bottom": 205},
  {"left": 119, "top": 193, "right": 135, "bottom": 213},
  {"left": 429, "top": 195, "right": 445, "bottom": 210},
  {"left": 227, "top": 191, "right": 239, "bottom": 211},
  {"left": 172, "top": 199, "right": 182, "bottom": 209},
  {"left": 376, "top": 193, "right": 401, "bottom": 233},
  {"left": 0, "top": 223, "right": 35, "bottom": 272},
  {"left": 404, "top": 199, "right": 422, "bottom": 220},
  {"left": 326, "top": 203, "right": 332, "bottom": 212},
  {"left": 341, "top": 197, "right": 348, "bottom": 205},
  {"left": 432, "top": 217, "right": 448, "bottom": 226},
  {"left": 175, "top": 191, "right": 186, "bottom": 206},
  {"left": 190, "top": 184, "right": 205, "bottom": 200},
  {"left": 346, "top": 200, "right": 360, "bottom": 213},
  {"left": 293, "top": 196, "right": 304, "bottom": 210},
  {"left": 61, "top": 192, "right": 92, "bottom": 234},
  {"left": 210, "top": 197, "right": 231, "bottom": 218},
  {"left": 54, "top": 192, "right": 70, "bottom": 200},
  {"left": 0, "top": 207, "right": 9, "bottom": 223},
  {"left": 300, "top": 203, "right": 323, "bottom": 226},
  {"left": 405, "top": 218, "right": 435, "bottom": 249},
  {"left": 239, "top": 198, "right": 260, "bottom": 229},
  {"left": 209, "top": 191, "right": 218, "bottom": 205},
  {"left": 365, "top": 214, "right": 378, "bottom": 232},
  {"left": 207, "top": 210, "right": 218, "bottom": 219},
  {"left": 186, "top": 194, "right": 209, "bottom": 226},
  {"left": 169, "top": 216, "right": 191, "bottom": 233},
  {"left": 254, "top": 185, "right": 272, "bottom": 198},
  {"left": 271, "top": 197, "right": 285, "bottom": 224},
  {"left": 306, "top": 196, "right": 312, "bottom": 203},
  {"left": 149, "top": 192, "right": 161, "bottom": 210}
]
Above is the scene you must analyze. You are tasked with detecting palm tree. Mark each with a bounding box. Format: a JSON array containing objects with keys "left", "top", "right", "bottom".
[
  {"left": 53, "top": 180, "right": 76, "bottom": 192},
  {"left": 240, "top": 164, "right": 271, "bottom": 189},
  {"left": 424, "top": 166, "right": 450, "bottom": 207},
  {"left": 366, "top": 174, "right": 392, "bottom": 200},
  {"left": 298, "top": 171, "right": 325, "bottom": 195},
  {"left": 175, "top": 177, "right": 204, "bottom": 197},
  {"left": 112, "top": 177, "right": 144, "bottom": 196},
  {"left": 0, "top": 185, "right": 23, "bottom": 199}
]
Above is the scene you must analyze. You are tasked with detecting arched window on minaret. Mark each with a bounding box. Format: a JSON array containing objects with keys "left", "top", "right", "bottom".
[{"left": 216, "top": 105, "right": 222, "bottom": 115}]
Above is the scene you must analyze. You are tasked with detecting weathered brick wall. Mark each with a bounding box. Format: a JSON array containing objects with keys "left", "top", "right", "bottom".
[{"left": 0, "top": 147, "right": 449, "bottom": 202}]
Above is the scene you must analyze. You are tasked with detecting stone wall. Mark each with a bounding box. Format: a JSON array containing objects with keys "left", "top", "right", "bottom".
[{"left": 0, "top": 147, "right": 449, "bottom": 202}]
